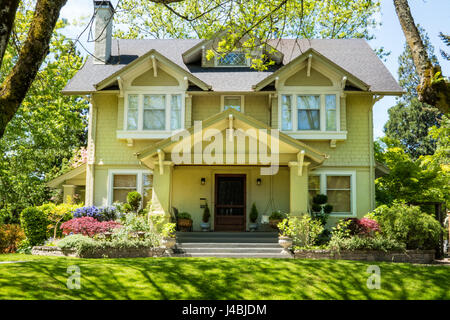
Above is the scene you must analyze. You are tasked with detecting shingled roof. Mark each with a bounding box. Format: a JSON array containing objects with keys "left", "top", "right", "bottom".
[{"left": 63, "top": 38, "right": 402, "bottom": 94}]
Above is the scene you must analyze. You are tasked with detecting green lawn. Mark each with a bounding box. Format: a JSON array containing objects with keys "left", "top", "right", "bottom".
[{"left": 0, "top": 254, "right": 448, "bottom": 300}]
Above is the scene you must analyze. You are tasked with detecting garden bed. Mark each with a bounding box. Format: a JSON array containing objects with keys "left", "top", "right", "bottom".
[
  {"left": 31, "top": 246, "right": 165, "bottom": 258},
  {"left": 293, "top": 249, "right": 436, "bottom": 264}
]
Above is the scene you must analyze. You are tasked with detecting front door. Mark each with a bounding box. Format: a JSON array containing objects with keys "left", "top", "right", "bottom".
[{"left": 214, "top": 174, "right": 246, "bottom": 231}]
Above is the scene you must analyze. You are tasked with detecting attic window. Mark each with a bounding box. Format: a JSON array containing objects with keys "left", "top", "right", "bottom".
[{"left": 217, "top": 52, "right": 248, "bottom": 67}]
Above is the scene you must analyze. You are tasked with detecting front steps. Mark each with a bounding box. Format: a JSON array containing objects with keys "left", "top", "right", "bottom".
[{"left": 174, "top": 232, "right": 292, "bottom": 258}]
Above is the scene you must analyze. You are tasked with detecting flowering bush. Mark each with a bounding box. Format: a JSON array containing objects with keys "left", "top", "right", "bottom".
[
  {"left": 73, "top": 206, "right": 120, "bottom": 222},
  {"left": 341, "top": 217, "right": 381, "bottom": 237},
  {"left": 61, "top": 217, "right": 121, "bottom": 237}
]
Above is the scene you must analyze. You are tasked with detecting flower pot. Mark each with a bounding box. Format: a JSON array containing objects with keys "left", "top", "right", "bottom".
[
  {"left": 178, "top": 218, "right": 192, "bottom": 231},
  {"left": 249, "top": 222, "right": 258, "bottom": 232},
  {"left": 200, "top": 222, "right": 210, "bottom": 232},
  {"left": 269, "top": 219, "right": 282, "bottom": 230},
  {"left": 278, "top": 236, "right": 293, "bottom": 254},
  {"left": 161, "top": 237, "right": 176, "bottom": 252}
]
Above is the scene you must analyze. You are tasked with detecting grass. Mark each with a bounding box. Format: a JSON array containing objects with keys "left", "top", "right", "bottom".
[{"left": 0, "top": 253, "right": 449, "bottom": 300}]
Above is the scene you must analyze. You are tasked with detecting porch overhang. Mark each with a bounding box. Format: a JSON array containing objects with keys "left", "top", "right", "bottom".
[{"left": 136, "top": 109, "right": 328, "bottom": 170}]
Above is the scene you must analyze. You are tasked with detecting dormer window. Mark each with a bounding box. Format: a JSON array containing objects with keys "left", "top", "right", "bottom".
[{"left": 216, "top": 52, "right": 248, "bottom": 67}]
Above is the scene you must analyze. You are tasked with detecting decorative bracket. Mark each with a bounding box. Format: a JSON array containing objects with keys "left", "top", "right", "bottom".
[
  {"left": 151, "top": 55, "right": 157, "bottom": 77},
  {"left": 330, "top": 139, "right": 337, "bottom": 148},
  {"left": 157, "top": 149, "right": 165, "bottom": 175},
  {"left": 307, "top": 54, "right": 312, "bottom": 77},
  {"left": 228, "top": 114, "right": 234, "bottom": 142},
  {"left": 297, "top": 150, "right": 305, "bottom": 176},
  {"left": 274, "top": 77, "right": 279, "bottom": 90},
  {"left": 117, "top": 76, "right": 123, "bottom": 97},
  {"left": 126, "top": 138, "right": 134, "bottom": 147}
]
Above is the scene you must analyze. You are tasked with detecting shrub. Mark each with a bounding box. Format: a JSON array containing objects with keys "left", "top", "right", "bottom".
[
  {"left": 328, "top": 234, "right": 405, "bottom": 253},
  {"left": 73, "top": 206, "right": 120, "bottom": 222},
  {"left": 38, "top": 203, "right": 80, "bottom": 238},
  {"left": 340, "top": 217, "right": 381, "bottom": 237},
  {"left": 278, "top": 215, "right": 323, "bottom": 249},
  {"left": 60, "top": 217, "right": 121, "bottom": 237},
  {"left": 370, "top": 202, "right": 442, "bottom": 249},
  {"left": 249, "top": 203, "right": 258, "bottom": 223},
  {"left": 20, "top": 207, "right": 49, "bottom": 246},
  {"left": 202, "top": 204, "right": 211, "bottom": 223},
  {"left": 269, "top": 211, "right": 285, "bottom": 220},
  {"left": 58, "top": 234, "right": 97, "bottom": 252},
  {"left": 178, "top": 212, "right": 192, "bottom": 220},
  {"left": 0, "top": 224, "right": 26, "bottom": 253},
  {"left": 127, "top": 192, "right": 142, "bottom": 213},
  {"left": 311, "top": 194, "right": 332, "bottom": 226},
  {"left": 161, "top": 223, "right": 176, "bottom": 238}
]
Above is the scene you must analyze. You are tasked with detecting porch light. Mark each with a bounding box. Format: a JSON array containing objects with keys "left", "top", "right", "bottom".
[
  {"left": 256, "top": 178, "right": 262, "bottom": 185},
  {"left": 201, "top": 177, "right": 206, "bottom": 185}
]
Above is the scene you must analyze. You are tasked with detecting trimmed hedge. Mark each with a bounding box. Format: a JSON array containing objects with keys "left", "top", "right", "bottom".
[{"left": 20, "top": 207, "right": 49, "bottom": 246}]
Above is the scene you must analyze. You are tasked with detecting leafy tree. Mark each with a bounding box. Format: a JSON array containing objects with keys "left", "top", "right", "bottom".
[
  {"left": 0, "top": 6, "right": 87, "bottom": 224},
  {"left": 115, "top": 0, "right": 383, "bottom": 68},
  {"left": 439, "top": 32, "right": 450, "bottom": 61},
  {"left": 384, "top": 27, "right": 442, "bottom": 159},
  {"left": 374, "top": 137, "right": 449, "bottom": 207}
]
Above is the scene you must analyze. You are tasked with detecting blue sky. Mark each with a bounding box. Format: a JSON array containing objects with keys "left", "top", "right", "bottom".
[{"left": 60, "top": 0, "right": 450, "bottom": 138}]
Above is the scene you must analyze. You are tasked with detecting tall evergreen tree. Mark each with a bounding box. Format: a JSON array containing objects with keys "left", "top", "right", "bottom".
[{"left": 384, "top": 27, "right": 442, "bottom": 160}]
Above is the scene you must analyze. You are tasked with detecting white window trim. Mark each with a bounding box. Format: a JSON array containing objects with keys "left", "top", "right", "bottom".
[
  {"left": 124, "top": 91, "right": 185, "bottom": 133},
  {"left": 278, "top": 92, "right": 341, "bottom": 133},
  {"left": 221, "top": 95, "right": 245, "bottom": 112},
  {"left": 107, "top": 169, "right": 153, "bottom": 206},
  {"left": 308, "top": 170, "right": 357, "bottom": 217}
]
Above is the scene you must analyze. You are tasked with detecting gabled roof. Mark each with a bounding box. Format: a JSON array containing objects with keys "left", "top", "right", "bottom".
[
  {"left": 137, "top": 108, "right": 328, "bottom": 164},
  {"left": 95, "top": 49, "right": 211, "bottom": 91},
  {"left": 46, "top": 164, "right": 87, "bottom": 188},
  {"left": 63, "top": 38, "right": 402, "bottom": 94},
  {"left": 253, "top": 48, "right": 370, "bottom": 91}
]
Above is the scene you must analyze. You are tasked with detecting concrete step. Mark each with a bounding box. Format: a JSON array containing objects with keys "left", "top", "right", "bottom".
[
  {"left": 172, "top": 252, "right": 293, "bottom": 259},
  {"left": 176, "top": 247, "right": 283, "bottom": 254},
  {"left": 177, "top": 232, "right": 278, "bottom": 237},
  {"left": 177, "top": 242, "right": 280, "bottom": 248}
]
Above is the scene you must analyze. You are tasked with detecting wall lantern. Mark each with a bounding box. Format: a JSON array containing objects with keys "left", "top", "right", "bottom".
[
  {"left": 201, "top": 177, "right": 206, "bottom": 185},
  {"left": 256, "top": 178, "right": 262, "bottom": 185}
]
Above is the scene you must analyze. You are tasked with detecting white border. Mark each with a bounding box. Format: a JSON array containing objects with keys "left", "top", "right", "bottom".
[
  {"left": 107, "top": 169, "right": 153, "bottom": 206},
  {"left": 308, "top": 169, "right": 357, "bottom": 217}
]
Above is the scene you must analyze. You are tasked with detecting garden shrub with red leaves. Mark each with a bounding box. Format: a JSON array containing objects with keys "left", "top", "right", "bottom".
[
  {"left": 344, "top": 217, "right": 380, "bottom": 237},
  {"left": 0, "top": 224, "right": 25, "bottom": 253},
  {"left": 61, "top": 217, "right": 121, "bottom": 237}
]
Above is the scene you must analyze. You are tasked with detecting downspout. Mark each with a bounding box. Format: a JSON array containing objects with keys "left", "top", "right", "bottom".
[{"left": 370, "top": 95, "right": 383, "bottom": 210}]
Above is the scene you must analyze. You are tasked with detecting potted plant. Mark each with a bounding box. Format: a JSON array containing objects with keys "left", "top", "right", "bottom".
[
  {"left": 269, "top": 211, "right": 285, "bottom": 230},
  {"left": 200, "top": 203, "right": 211, "bottom": 232},
  {"left": 277, "top": 218, "right": 293, "bottom": 255},
  {"left": 249, "top": 203, "right": 258, "bottom": 232},
  {"left": 177, "top": 212, "right": 193, "bottom": 232},
  {"left": 160, "top": 223, "right": 176, "bottom": 252}
]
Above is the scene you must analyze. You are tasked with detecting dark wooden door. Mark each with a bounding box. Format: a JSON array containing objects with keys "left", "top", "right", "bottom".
[{"left": 214, "top": 174, "right": 246, "bottom": 231}]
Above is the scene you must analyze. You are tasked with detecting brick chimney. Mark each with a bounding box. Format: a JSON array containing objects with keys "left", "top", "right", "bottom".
[{"left": 93, "top": 1, "right": 114, "bottom": 64}]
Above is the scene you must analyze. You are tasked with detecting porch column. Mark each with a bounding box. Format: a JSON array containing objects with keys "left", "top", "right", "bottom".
[
  {"left": 150, "top": 162, "right": 173, "bottom": 217},
  {"left": 62, "top": 185, "right": 76, "bottom": 204},
  {"left": 288, "top": 161, "right": 310, "bottom": 215}
]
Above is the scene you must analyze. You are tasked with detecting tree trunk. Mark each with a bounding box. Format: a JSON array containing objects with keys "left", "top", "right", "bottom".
[
  {"left": 394, "top": 0, "right": 449, "bottom": 114},
  {"left": 0, "top": 0, "right": 20, "bottom": 65},
  {"left": 0, "top": 0, "right": 67, "bottom": 138}
]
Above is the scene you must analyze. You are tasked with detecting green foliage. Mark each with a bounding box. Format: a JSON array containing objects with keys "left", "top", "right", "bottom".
[
  {"left": 0, "top": 3, "right": 87, "bottom": 222},
  {"left": 311, "top": 194, "right": 332, "bottom": 226},
  {"left": 374, "top": 137, "right": 449, "bottom": 206},
  {"left": 19, "top": 207, "right": 49, "bottom": 246},
  {"left": 328, "top": 234, "right": 405, "bottom": 253},
  {"left": 202, "top": 203, "right": 211, "bottom": 223},
  {"left": 178, "top": 212, "right": 192, "bottom": 220},
  {"left": 370, "top": 202, "right": 442, "bottom": 250},
  {"left": 37, "top": 203, "right": 79, "bottom": 238},
  {"left": 278, "top": 215, "right": 323, "bottom": 249},
  {"left": 269, "top": 211, "right": 285, "bottom": 220},
  {"left": 161, "top": 223, "right": 176, "bottom": 238},
  {"left": 126, "top": 192, "right": 142, "bottom": 213},
  {"left": 249, "top": 203, "right": 258, "bottom": 223},
  {"left": 115, "top": 0, "right": 382, "bottom": 69}
]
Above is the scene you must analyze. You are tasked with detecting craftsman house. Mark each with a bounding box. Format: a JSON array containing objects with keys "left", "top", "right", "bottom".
[{"left": 49, "top": 1, "right": 402, "bottom": 231}]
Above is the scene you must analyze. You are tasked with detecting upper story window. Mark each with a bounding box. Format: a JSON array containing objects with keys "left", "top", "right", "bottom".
[
  {"left": 280, "top": 93, "right": 339, "bottom": 132},
  {"left": 222, "top": 95, "right": 243, "bottom": 112},
  {"left": 216, "top": 52, "right": 248, "bottom": 67},
  {"left": 126, "top": 93, "right": 183, "bottom": 131}
]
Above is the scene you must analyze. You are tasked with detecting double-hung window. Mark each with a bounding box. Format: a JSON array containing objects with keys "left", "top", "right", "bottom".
[
  {"left": 110, "top": 170, "right": 153, "bottom": 208},
  {"left": 222, "top": 95, "right": 243, "bottom": 112},
  {"left": 280, "top": 93, "right": 339, "bottom": 132},
  {"left": 308, "top": 172, "right": 355, "bottom": 216},
  {"left": 126, "top": 93, "right": 183, "bottom": 131}
]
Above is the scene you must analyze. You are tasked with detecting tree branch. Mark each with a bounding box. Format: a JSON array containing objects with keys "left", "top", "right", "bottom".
[{"left": 0, "top": 0, "right": 20, "bottom": 66}]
